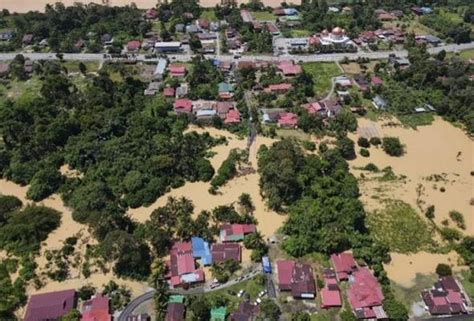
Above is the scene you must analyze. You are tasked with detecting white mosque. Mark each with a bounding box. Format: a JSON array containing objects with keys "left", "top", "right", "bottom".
[{"left": 310, "top": 27, "right": 353, "bottom": 46}]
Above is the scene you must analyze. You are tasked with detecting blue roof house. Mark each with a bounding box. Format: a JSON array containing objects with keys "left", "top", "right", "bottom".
[{"left": 192, "top": 237, "right": 212, "bottom": 265}]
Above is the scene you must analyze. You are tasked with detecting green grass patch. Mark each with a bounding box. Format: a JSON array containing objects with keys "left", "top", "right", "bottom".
[
  {"left": 397, "top": 113, "right": 435, "bottom": 128},
  {"left": 251, "top": 11, "right": 276, "bottom": 21},
  {"left": 200, "top": 9, "right": 218, "bottom": 22},
  {"left": 310, "top": 309, "right": 339, "bottom": 321},
  {"left": 391, "top": 273, "right": 438, "bottom": 308},
  {"left": 438, "top": 9, "right": 464, "bottom": 24},
  {"left": 458, "top": 48, "right": 474, "bottom": 60},
  {"left": 302, "top": 62, "right": 341, "bottom": 97},
  {"left": 290, "top": 29, "right": 312, "bottom": 38},
  {"left": 367, "top": 200, "right": 435, "bottom": 253},
  {"left": 276, "top": 128, "right": 311, "bottom": 140},
  {"left": 457, "top": 270, "right": 474, "bottom": 300},
  {"left": 61, "top": 60, "right": 100, "bottom": 73}
]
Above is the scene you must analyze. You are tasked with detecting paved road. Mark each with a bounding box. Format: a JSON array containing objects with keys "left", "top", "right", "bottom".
[
  {"left": 117, "top": 269, "right": 261, "bottom": 320},
  {"left": 0, "top": 42, "right": 472, "bottom": 63}
]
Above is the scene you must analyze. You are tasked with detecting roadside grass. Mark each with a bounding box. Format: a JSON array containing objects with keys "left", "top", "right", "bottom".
[
  {"left": 310, "top": 309, "right": 339, "bottom": 321},
  {"left": 455, "top": 48, "right": 474, "bottom": 61},
  {"left": 341, "top": 61, "right": 377, "bottom": 74},
  {"left": 290, "top": 29, "right": 312, "bottom": 38},
  {"left": 3, "top": 76, "right": 42, "bottom": 100},
  {"left": 390, "top": 273, "right": 438, "bottom": 308},
  {"left": 438, "top": 9, "right": 463, "bottom": 24},
  {"left": 367, "top": 200, "right": 435, "bottom": 253},
  {"left": 61, "top": 60, "right": 100, "bottom": 73},
  {"left": 200, "top": 9, "right": 218, "bottom": 22},
  {"left": 276, "top": 128, "right": 311, "bottom": 140},
  {"left": 302, "top": 62, "right": 341, "bottom": 97},
  {"left": 251, "top": 11, "right": 276, "bottom": 21},
  {"left": 397, "top": 113, "right": 435, "bottom": 129},
  {"left": 457, "top": 270, "right": 474, "bottom": 300}
]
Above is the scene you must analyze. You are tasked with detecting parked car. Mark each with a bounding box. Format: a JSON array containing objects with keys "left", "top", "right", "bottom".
[{"left": 237, "top": 289, "right": 245, "bottom": 298}]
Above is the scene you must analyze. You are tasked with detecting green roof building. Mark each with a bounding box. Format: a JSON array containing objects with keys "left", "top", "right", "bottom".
[
  {"left": 168, "top": 295, "right": 185, "bottom": 304},
  {"left": 210, "top": 306, "right": 227, "bottom": 321}
]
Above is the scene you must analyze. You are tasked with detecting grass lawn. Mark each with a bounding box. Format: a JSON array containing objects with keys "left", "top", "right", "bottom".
[
  {"left": 367, "top": 200, "right": 435, "bottom": 253},
  {"left": 397, "top": 113, "right": 435, "bottom": 129},
  {"left": 310, "top": 309, "right": 339, "bottom": 321},
  {"left": 251, "top": 11, "right": 276, "bottom": 21},
  {"left": 302, "top": 62, "right": 341, "bottom": 97},
  {"left": 200, "top": 9, "right": 218, "bottom": 22},
  {"left": 459, "top": 48, "right": 474, "bottom": 60},
  {"left": 276, "top": 128, "right": 311, "bottom": 140},
  {"left": 61, "top": 60, "right": 100, "bottom": 73},
  {"left": 457, "top": 270, "right": 474, "bottom": 300},
  {"left": 439, "top": 9, "right": 463, "bottom": 24},
  {"left": 290, "top": 29, "right": 312, "bottom": 38},
  {"left": 2, "top": 76, "right": 43, "bottom": 100},
  {"left": 391, "top": 273, "right": 438, "bottom": 308}
]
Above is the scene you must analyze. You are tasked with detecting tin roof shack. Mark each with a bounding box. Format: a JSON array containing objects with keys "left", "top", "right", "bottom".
[
  {"left": 145, "top": 82, "right": 161, "bottom": 96},
  {"left": 24, "top": 289, "right": 77, "bottom": 321},
  {"left": 220, "top": 224, "right": 257, "bottom": 242},
  {"left": 81, "top": 293, "right": 113, "bottom": 321},
  {"left": 372, "top": 95, "right": 388, "bottom": 110},
  {"left": 154, "top": 58, "right": 168, "bottom": 80},
  {"left": 321, "top": 268, "right": 342, "bottom": 309},
  {"left": 331, "top": 252, "right": 358, "bottom": 281},
  {"left": 276, "top": 260, "right": 316, "bottom": 299},
  {"left": 421, "top": 276, "right": 470, "bottom": 316}
]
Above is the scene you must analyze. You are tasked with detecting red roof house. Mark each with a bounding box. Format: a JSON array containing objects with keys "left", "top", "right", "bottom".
[
  {"left": 305, "top": 102, "right": 324, "bottom": 114},
  {"left": 212, "top": 243, "right": 242, "bottom": 262},
  {"left": 220, "top": 224, "right": 256, "bottom": 242},
  {"left": 127, "top": 40, "right": 141, "bottom": 52},
  {"left": 24, "top": 289, "right": 77, "bottom": 321},
  {"left": 265, "top": 83, "right": 292, "bottom": 93},
  {"left": 371, "top": 76, "right": 384, "bottom": 86},
  {"left": 146, "top": 8, "right": 158, "bottom": 19},
  {"left": 278, "top": 112, "right": 298, "bottom": 128},
  {"left": 198, "top": 18, "right": 210, "bottom": 30},
  {"left": 166, "top": 303, "right": 185, "bottom": 321},
  {"left": 174, "top": 99, "right": 193, "bottom": 113},
  {"left": 321, "top": 268, "right": 342, "bottom": 309},
  {"left": 422, "top": 276, "right": 469, "bottom": 316},
  {"left": 276, "top": 260, "right": 316, "bottom": 299},
  {"left": 347, "top": 268, "right": 386, "bottom": 319},
  {"left": 278, "top": 60, "right": 302, "bottom": 76},
  {"left": 225, "top": 109, "right": 241, "bottom": 124},
  {"left": 81, "top": 293, "right": 113, "bottom": 321},
  {"left": 169, "top": 64, "right": 187, "bottom": 77},
  {"left": 164, "top": 87, "right": 176, "bottom": 97},
  {"left": 331, "top": 252, "right": 358, "bottom": 281},
  {"left": 168, "top": 242, "right": 205, "bottom": 288}
]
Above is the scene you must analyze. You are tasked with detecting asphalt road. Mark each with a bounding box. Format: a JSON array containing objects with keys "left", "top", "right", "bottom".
[
  {"left": 0, "top": 42, "right": 472, "bottom": 63},
  {"left": 117, "top": 269, "right": 261, "bottom": 321}
]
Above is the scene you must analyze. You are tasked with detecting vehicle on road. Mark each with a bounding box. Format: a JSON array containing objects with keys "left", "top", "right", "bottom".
[
  {"left": 258, "top": 290, "right": 267, "bottom": 298},
  {"left": 237, "top": 289, "right": 245, "bottom": 298}
]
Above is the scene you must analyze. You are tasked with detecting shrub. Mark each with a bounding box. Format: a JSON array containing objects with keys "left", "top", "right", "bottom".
[
  {"left": 440, "top": 227, "right": 462, "bottom": 242},
  {"left": 357, "top": 137, "right": 370, "bottom": 148},
  {"left": 382, "top": 137, "right": 404, "bottom": 156},
  {"left": 360, "top": 148, "right": 370, "bottom": 157},
  {"left": 364, "top": 163, "right": 379, "bottom": 172},
  {"left": 302, "top": 141, "right": 316, "bottom": 151},
  {"left": 435, "top": 263, "right": 452, "bottom": 277},
  {"left": 338, "top": 137, "right": 356, "bottom": 160},
  {"left": 370, "top": 137, "right": 382, "bottom": 146},
  {"left": 425, "top": 205, "right": 435, "bottom": 219},
  {"left": 440, "top": 187, "right": 446, "bottom": 192},
  {"left": 449, "top": 210, "right": 465, "bottom": 230}
]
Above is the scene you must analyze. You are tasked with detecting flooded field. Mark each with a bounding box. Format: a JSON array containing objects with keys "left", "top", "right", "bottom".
[
  {"left": 2, "top": 0, "right": 299, "bottom": 13},
  {"left": 349, "top": 116, "right": 473, "bottom": 286}
]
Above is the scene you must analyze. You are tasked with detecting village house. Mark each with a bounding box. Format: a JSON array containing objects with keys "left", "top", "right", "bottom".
[
  {"left": 277, "top": 112, "right": 298, "bottom": 128},
  {"left": 169, "top": 64, "right": 187, "bottom": 77},
  {"left": 198, "top": 18, "right": 210, "bottom": 30},
  {"left": 331, "top": 252, "right": 358, "bottom": 281},
  {"left": 0, "top": 30, "right": 15, "bottom": 41},
  {"left": 335, "top": 75, "right": 353, "bottom": 88},
  {"left": 174, "top": 99, "right": 193, "bottom": 114},
  {"left": 0, "top": 63, "right": 10, "bottom": 78},
  {"left": 304, "top": 101, "right": 324, "bottom": 115},
  {"left": 277, "top": 60, "right": 302, "bottom": 76},
  {"left": 127, "top": 40, "right": 141, "bottom": 52},
  {"left": 265, "top": 83, "right": 293, "bottom": 94},
  {"left": 191, "top": 237, "right": 212, "bottom": 266},
  {"left": 212, "top": 243, "right": 242, "bottom": 263},
  {"left": 220, "top": 224, "right": 256, "bottom": 242},
  {"left": 154, "top": 58, "right": 168, "bottom": 80},
  {"left": 230, "top": 301, "right": 259, "bottom": 321},
  {"left": 421, "top": 276, "right": 470, "bottom": 316},
  {"left": 176, "top": 83, "right": 189, "bottom": 98},
  {"left": 211, "top": 307, "right": 227, "bottom": 321},
  {"left": 22, "top": 34, "right": 34, "bottom": 45},
  {"left": 166, "top": 296, "right": 185, "bottom": 321},
  {"left": 276, "top": 260, "right": 316, "bottom": 299},
  {"left": 168, "top": 242, "right": 205, "bottom": 288},
  {"left": 372, "top": 95, "right": 388, "bottom": 110},
  {"left": 371, "top": 76, "right": 384, "bottom": 87},
  {"left": 225, "top": 109, "right": 241, "bottom": 125},
  {"left": 321, "top": 268, "right": 342, "bottom": 309},
  {"left": 218, "top": 82, "right": 234, "bottom": 100},
  {"left": 347, "top": 268, "right": 387, "bottom": 319},
  {"left": 155, "top": 41, "right": 183, "bottom": 53},
  {"left": 164, "top": 87, "right": 176, "bottom": 98},
  {"left": 81, "top": 293, "right": 113, "bottom": 321},
  {"left": 144, "top": 82, "right": 161, "bottom": 96},
  {"left": 24, "top": 289, "right": 77, "bottom": 321}
]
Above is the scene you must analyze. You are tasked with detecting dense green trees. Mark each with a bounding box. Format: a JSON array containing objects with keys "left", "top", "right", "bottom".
[
  {"left": 382, "top": 137, "right": 404, "bottom": 156},
  {"left": 0, "top": 205, "right": 61, "bottom": 255},
  {"left": 210, "top": 149, "right": 245, "bottom": 193}
]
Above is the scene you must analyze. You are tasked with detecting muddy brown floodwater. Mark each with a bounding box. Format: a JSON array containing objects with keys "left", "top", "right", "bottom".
[
  {"left": 348, "top": 116, "right": 473, "bottom": 286},
  {"left": 2, "top": 0, "right": 301, "bottom": 13}
]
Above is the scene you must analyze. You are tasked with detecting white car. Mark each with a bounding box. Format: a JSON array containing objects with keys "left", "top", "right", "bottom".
[
  {"left": 258, "top": 290, "right": 267, "bottom": 298},
  {"left": 256, "top": 298, "right": 262, "bottom": 304},
  {"left": 237, "top": 289, "right": 245, "bottom": 298}
]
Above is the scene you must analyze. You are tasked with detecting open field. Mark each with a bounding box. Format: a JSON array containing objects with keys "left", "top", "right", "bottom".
[
  {"left": 348, "top": 117, "right": 473, "bottom": 286},
  {"left": 290, "top": 29, "right": 313, "bottom": 38},
  {"left": 251, "top": 11, "right": 276, "bottom": 21},
  {"left": 302, "top": 62, "right": 341, "bottom": 98},
  {"left": 61, "top": 60, "right": 100, "bottom": 73},
  {"left": 200, "top": 9, "right": 218, "bottom": 22},
  {"left": 340, "top": 61, "right": 377, "bottom": 75}
]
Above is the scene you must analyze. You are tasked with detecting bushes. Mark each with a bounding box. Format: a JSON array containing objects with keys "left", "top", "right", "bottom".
[
  {"left": 436, "top": 263, "right": 452, "bottom": 277},
  {"left": 382, "top": 137, "right": 404, "bottom": 156},
  {"left": 425, "top": 205, "right": 435, "bottom": 219},
  {"left": 0, "top": 195, "right": 22, "bottom": 225},
  {"left": 440, "top": 227, "right": 462, "bottom": 242},
  {"left": 357, "top": 137, "right": 370, "bottom": 148},
  {"left": 364, "top": 163, "right": 379, "bottom": 172},
  {"left": 338, "top": 136, "right": 356, "bottom": 160},
  {"left": 209, "top": 149, "right": 244, "bottom": 193},
  {"left": 360, "top": 148, "right": 370, "bottom": 157},
  {"left": 370, "top": 137, "right": 381, "bottom": 146},
  {"left": 449, "top": 210, "right": 465, "bottom": 229}
]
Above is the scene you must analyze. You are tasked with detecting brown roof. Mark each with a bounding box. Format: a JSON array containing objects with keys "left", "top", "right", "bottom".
[
  {"left": 212, "top": 243, "right": 241, "bottom": 262},
  {"left": 166, "top": 303, "right": 185, "bottom": 321},
  {"left": 24, "top": 289, "right": 76, "bottom": 321}
]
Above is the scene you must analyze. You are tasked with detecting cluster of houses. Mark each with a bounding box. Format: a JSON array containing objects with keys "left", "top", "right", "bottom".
[
  {"left": 22, "top": 289, "right": 115, "bottom": 321},
  {"left": 0, "top": 58, "right": 34, "bottom": 79},
  {"left": 421, "top": 275, "right": 471, "bottom": 315},
  {"left": 166, "top": 223, "right": 256, "bottom": 288}
]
